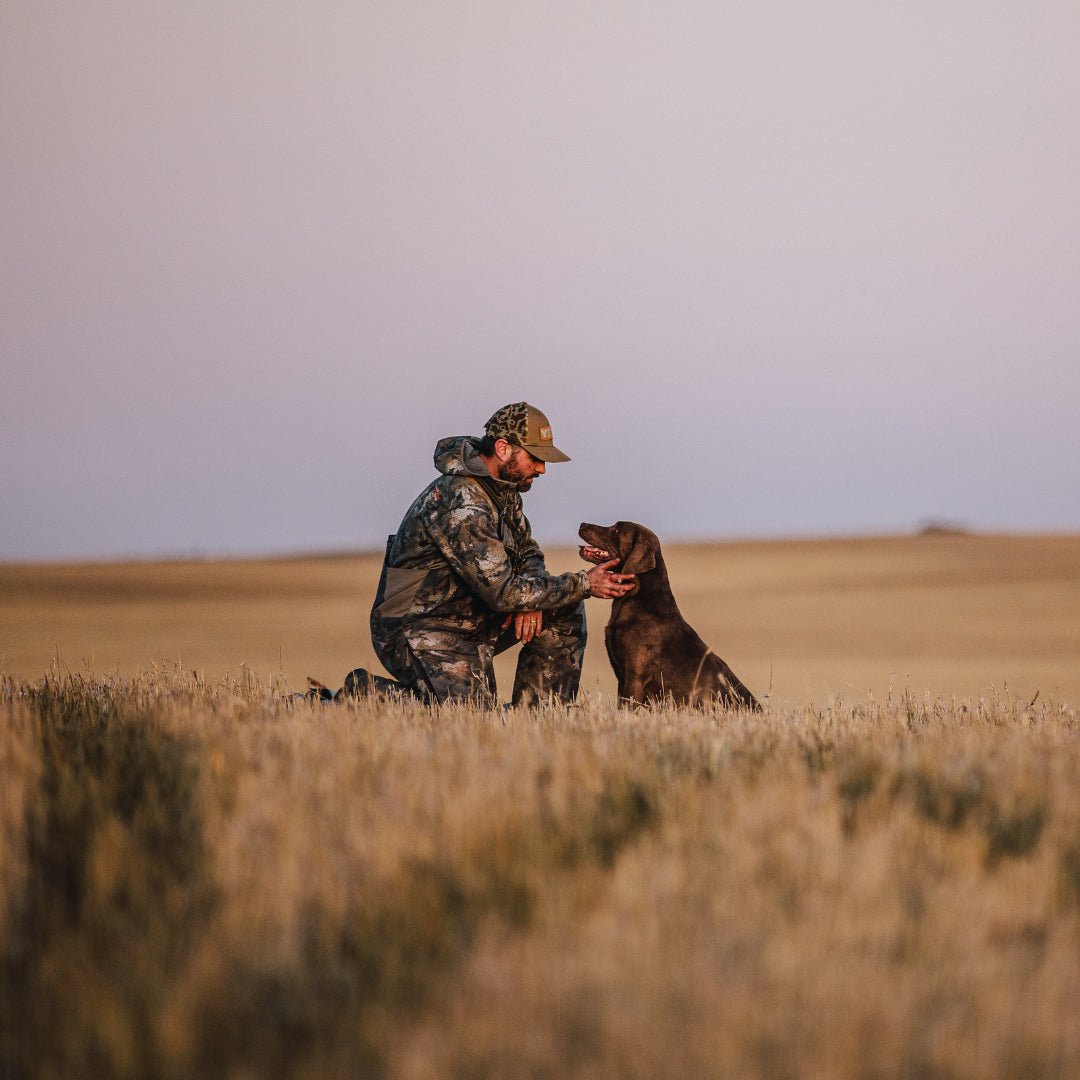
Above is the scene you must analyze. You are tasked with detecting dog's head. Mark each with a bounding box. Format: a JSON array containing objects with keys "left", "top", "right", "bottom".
[{"left": 578, "top": 521, "right": 659, "bottom": 580}]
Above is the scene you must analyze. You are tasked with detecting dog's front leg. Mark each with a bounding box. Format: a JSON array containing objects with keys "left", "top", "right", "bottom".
[{"left": 617, "top": 671, "right": 652, "bottom": 708}]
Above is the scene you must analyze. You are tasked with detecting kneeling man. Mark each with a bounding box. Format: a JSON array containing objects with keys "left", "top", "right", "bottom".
[{"left": 364, "top": 401, "right": 633, "bottom": 705}]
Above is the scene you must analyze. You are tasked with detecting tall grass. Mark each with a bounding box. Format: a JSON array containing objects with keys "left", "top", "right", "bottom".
[{"left": 2, "top": 673, "right": 1079, "bottom": 1078}]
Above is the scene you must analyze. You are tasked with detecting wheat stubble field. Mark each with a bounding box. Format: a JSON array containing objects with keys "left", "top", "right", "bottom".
[
  {"left": 4, "top": 532, "right": 1079, "bottom": 704},
  {"left": 2, "top": 533, "right": 1080, "bottom": 1078}
]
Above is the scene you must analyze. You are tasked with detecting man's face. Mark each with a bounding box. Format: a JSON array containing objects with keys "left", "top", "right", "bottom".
[{"left": 496, "top": 442, "right": 546, "bottom": 491}]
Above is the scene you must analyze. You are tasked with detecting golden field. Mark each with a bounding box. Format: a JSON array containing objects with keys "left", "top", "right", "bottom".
[
  {"left": 2, "top": 531, "right": 1079, "bottom": 705},
  {"left": 2, "top": 533, "right": 1080, "bottom": 1078}
]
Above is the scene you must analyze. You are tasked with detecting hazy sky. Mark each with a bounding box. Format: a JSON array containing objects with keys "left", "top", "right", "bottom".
[{"left": 3, "top": 1, "right": 1078, "bottom": 561}]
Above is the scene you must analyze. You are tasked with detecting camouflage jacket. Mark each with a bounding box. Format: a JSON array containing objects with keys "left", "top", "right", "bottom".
[{"left": 371, "top": 436, "right": 590, "bottom": 635}]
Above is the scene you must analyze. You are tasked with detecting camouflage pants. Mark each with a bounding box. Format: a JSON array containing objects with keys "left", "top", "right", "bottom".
[{"left": 371, "top": 602, "right": 586, "bottom": 706}]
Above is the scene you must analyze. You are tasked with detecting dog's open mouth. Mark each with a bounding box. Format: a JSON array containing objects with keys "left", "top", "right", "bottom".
[
  {"left": 579, "top": 545, "right": 611, "bottom": 563},
  {"left": 578, "top": 523, "right": 615, "bottom": 565}
]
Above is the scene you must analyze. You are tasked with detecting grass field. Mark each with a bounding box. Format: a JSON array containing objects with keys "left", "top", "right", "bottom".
[
  {"left": 3, "top": 531, "right": 1079, "bottom": 704},
  {"left": 2, "top": 533, "right": 1079, "bottom": 1078}
]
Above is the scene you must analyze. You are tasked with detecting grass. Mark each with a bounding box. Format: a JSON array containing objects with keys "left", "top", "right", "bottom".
[
  {"left": 3, "top": 531, "right": 1079, "bottom": 704},
  {"left": 2, "top": 533, "right": 1078, "bottom": 1077},
  {"left": 2, "top": 673, "right": 1080, "bottom": 1078}
]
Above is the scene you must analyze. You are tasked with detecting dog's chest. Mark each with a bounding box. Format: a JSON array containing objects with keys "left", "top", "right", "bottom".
[{"left": 606, "top": 601, "right": 669, "bottom": 655}]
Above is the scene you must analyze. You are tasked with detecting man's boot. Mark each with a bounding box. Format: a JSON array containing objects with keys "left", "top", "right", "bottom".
[{"left": 339, "top": 667, "right": 408, "bottom": 699}]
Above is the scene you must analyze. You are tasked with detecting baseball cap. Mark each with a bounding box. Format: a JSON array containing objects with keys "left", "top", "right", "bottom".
[{"left": 484, "top": 402, "right": 571, "bottom": 463}]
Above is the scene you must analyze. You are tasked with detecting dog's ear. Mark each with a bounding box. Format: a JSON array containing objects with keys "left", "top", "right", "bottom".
[{"left": 618, "top": 523, "right": 657, "bottom": 577}]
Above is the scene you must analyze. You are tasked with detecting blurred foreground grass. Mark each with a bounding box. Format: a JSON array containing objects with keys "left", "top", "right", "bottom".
[{"left": 3, "top": 672, "right": 1080, "bottom": 1078}]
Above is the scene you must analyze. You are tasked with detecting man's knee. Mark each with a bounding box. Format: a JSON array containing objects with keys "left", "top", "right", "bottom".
[
  {"left": 510, "top": 603, "right": 586, "bottom": 707},
  {"left": 532, "top": 601, "right": 587, "bottom": 652}
]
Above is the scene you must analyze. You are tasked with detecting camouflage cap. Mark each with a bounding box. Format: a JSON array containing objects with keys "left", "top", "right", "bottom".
[{"left": 484, "top": 402, "right": 571, "bottom": 463}]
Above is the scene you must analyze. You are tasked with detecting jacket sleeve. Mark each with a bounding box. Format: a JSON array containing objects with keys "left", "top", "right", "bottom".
[{"left": 425, "top": 485, "right": 589, "bottom": 612}]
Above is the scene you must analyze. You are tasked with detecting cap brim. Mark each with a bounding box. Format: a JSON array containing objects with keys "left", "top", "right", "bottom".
[{"left": 526, "top": 444, "right": 571, "bottom": 463}]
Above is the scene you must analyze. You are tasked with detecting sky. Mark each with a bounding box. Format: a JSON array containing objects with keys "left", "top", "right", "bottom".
[{"left": 3, "top": 1, "right": 1079, "bottom": 562}]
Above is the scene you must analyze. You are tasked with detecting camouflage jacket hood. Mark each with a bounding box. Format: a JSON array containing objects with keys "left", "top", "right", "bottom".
[
  {"left": 370, "top": 436, "right": 590, "bottom": 635},
  {"left": 432, "top": 435, "right": 496, "bottom": 479}
]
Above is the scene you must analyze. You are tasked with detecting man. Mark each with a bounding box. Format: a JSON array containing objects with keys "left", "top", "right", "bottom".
[{"left": 351, "top": 402, "right": 634, "bottom": 706}]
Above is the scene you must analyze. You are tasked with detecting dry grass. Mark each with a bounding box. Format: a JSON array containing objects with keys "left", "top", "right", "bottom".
[
  {"left": 2, "top": 535, "right": 1079, "bottom": 1077},
  {"left": 2, "top": 532, "right": 1079, "bottom": 704},
  {"left": 2, "top": 675, "right": 1080, "bottom": 1079}
]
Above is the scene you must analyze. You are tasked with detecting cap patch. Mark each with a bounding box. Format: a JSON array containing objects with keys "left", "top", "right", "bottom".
[{"left": 539, "top": 425, "right": 552, "bottom": 442}]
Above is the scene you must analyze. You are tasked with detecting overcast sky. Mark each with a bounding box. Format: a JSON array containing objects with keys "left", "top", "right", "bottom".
[{"left": 3, "top": 1, "right": 1078, "bottom": 562}]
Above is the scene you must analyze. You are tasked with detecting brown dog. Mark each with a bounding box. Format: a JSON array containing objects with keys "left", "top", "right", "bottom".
[{"left": 579, "top": 521, "right": 760, "bottom": 710}]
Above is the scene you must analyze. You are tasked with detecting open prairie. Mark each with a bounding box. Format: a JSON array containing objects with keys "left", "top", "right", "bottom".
[
  {"left": 3, "top": 534, "right": 1080, "bottom": 1078},
  {"left": 3, "top": 532, "right": 1079, "bottom": 705}
]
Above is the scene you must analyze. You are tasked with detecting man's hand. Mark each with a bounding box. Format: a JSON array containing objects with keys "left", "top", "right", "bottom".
[
  {"left": 500, "top": 560, "right": 634, "bottom": 642},
  {"left": 586, "top": 558, "right": 635, "bottom": 600},
  {"left": 502, "top": 610, "right": 544, "bottom": 643}
]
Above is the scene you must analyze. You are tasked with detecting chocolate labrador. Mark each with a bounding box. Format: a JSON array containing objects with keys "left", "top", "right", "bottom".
[{"left": 579, "top": 521, "right": 760, "bottom": 710}]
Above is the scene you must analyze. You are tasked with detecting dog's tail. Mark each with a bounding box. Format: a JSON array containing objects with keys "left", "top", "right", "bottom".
[{"left": 714, "top": 658, "right": 761, "bottom": 712}]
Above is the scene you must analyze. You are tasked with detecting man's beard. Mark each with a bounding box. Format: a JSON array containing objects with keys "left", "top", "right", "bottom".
[{"left": 496, "top": 455, "right": 534, "bottom": 492}]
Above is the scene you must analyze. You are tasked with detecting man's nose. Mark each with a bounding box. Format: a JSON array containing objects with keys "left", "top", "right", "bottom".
[{"left": 535, "top": 460, "right": 546, "bottom": 474}]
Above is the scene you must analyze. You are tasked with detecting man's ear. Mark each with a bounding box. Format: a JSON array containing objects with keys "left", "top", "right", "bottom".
[{"left": 619, "top": 528, "right": 656, "bottom": 577}]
